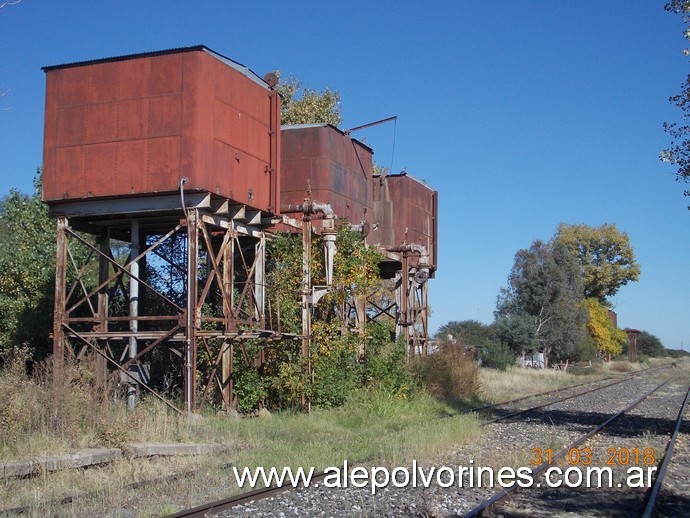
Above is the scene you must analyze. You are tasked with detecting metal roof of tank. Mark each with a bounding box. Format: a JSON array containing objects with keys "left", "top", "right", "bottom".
[
  {"left": 281, "top": 123, "right": 373, "bottom": 152},
  {"left": 373, "top": 171, "right": 436, "bottom": 190},
  {"left": 41, "top": 45, "right": 272, "bottom": 90}
]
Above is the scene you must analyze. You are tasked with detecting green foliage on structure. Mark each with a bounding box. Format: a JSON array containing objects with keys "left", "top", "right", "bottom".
[
  {"left": 276, "top": 73, "right": 342, "bottom": 126},
  {"left": 235, "top": 224, "right": 411, "bottom": 412},
  {"left": 265, "top": 232, "right": 303, "bottom": 334}
]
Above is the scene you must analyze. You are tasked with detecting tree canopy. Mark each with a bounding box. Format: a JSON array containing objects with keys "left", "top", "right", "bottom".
[
  {"left": 0, "top": 171, "right": 55, "bottom": 357},
  {"left": 635, "top": 331, "right": 666, "bottom": 357},
  {"left": 276, "top": 73, "right": 342, "bottom": 126},
  {"left": 662, "top": 1, "right": 690, "bottom": 207},
  {"left": 583, "top": 298, "right": 627, "bottom": 359},
  {"left": 554, "top": 223, "right": 640, "bottom": 303},
  {"left": 496, "top": 239, "right": 587, "bottom": 363},
  {"left": 435, "top": 319, "right": 493, "bottom": 346}
]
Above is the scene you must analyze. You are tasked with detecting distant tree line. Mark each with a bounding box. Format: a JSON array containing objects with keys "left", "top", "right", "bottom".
[{"left": 433, "top": 222, "right": 678, "bottom": 369}]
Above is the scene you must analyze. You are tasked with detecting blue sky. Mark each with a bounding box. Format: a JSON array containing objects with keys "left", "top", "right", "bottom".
[{"left": 1, "top": 1, "right": 688, "bottom": 350}]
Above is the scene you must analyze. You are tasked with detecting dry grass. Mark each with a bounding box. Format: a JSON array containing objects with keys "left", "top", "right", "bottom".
[
  {"left": 478, "top": 364, "right": 608, "bottom": 404},
  {"left": 6, "top": 349, "right": 676, "bottom": 516},
  {"left": 0, "top": 353, "right": 480, "bottom": 516},
  {"left": 0, "top": 351, "right": 234, "bottom": 461},
  {"left": 411, "top": 343, "right": 480, "bottom": 406}
]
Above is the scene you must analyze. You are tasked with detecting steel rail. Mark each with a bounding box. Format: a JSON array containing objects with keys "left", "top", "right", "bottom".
[
  {"left": 164, "top": 365, "right": 677, "bottom": 518},
  {"left": 165, "top": 470, "right": 331, "bottom": 518},
  {"left": 482, "top": 376, "right": 636, "bottom": 426},
  {"left": 481, "top": 363, "right": 672, "bottom": 426},
  {"left": 642, "top": 383, "right": 690, "bottom": 518},
  {"left": 463, "top": 379, "right": 671, "bottom": 518},
  {"left": 457, "top": 362, "right": 672, "bottom": 417}
]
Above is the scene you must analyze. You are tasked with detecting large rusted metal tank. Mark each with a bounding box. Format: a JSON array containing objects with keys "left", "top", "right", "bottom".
[
  {"left": 42, "top": 46, "right": 280, "bottom": 214},
  {"left": 372, "top": 172, "right": 438, "bottom": 275},
  {"left": 280, "top": 124, "right": 373, "bottom": 231}
]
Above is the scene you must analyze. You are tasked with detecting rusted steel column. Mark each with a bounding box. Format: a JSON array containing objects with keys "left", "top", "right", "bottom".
[
  {"left": 221, "top": 231, "right": 234, "bottom": 409},
  {"left": 127, "top": 219, "right": 140, "bottom": 410},
  {"left": 255, "top": 235, "right": 266, "bottom": 327},
  {"left": 221, "top": 341, "right": 233, "bottom": 409},
  {"left": 420, "top": 280, "right": 429, "bottom": 356},
  {"left": 96, "top": 231, "right": 110, "bottom": 401},
  {"left": 626, "top": 329, "right": 640, "bottom": 363},
  {"left": 52, "top": 217, "right": 69, "bottom": 380},
  {"left": 399, "top": 253, "right": 410, "bottom": 361},
  {"left": 185, "top": 209, "right": 199, "bottom": 413},
  {"left": 301, "top": 216, "right": 312, "bottom": 413}
]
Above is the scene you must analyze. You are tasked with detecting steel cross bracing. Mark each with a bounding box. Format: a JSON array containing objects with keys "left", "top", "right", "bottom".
[
  {"left": 363, "top": 250, "right": 430, "bottom": 359},
  {"left": 51, "top": 207, "right": 291, "bottom": 414}
]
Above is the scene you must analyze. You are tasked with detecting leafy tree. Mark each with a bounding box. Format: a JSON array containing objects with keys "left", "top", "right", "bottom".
[
  {"left": 276, "top": 72, "right": 342, "bottom": 126},
  {"left": 662, "top": 1, "right": 690, "bottom": 206},
  {"left": 635, "top": 331, "right": 665, "bottom": 357},
  {"left": 554, "top": 223, "right": 640, "bottom": 303},
  {"left": 435, "top": 319, "right": 493, "bottom": 345},
  {"left": 573, "top": 332, "right": 600, "bottom": 362},
  {"left": 496, "top": 239, "right": 587, "bottom": 363},
  {"left": 493, "top": 313, "right": 538, "bottom": 356},
  {"left": 666, "top": 348, "right": 690, "bottom": 358},
  {"left": 0, "top": 171, "right": 55, "bottom": 357},
  {"left": 434, "top": 319, "right": 515, "bottom": 370},
  {"left": 477, "top": 340, "right": 515, "bottom": 371},
  {"left": 583, "top": 298, "right": 626, "bottom": 359}
]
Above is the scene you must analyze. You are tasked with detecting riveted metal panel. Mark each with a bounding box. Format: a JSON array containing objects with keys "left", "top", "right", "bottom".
[
  {"left": 42, "top": 47, "right": 279, "bottom": 214},
  {"left": 280, "top": 125, "right": 373, "bottom": 230},
  {"left": 372, "top": 173, "right": 438, "bottom": 272}
]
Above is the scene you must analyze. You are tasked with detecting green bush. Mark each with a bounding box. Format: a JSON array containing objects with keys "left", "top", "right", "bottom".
[
  {"left": 574, "top": 334, "right": 599, "bottom": 362},
  {"left": 362, "top": 323, "right": 413, "bottom": 395},
  {"left": 477, "top": 340, "right": 515, "bottom": 371}
]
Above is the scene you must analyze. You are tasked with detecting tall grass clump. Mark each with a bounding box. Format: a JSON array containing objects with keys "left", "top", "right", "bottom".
[
  {"left": 0, "top": 348, "right": 123, "bottom": 458},
  {"left": 411, "top": 343, "right": 480, "bottom": 405},
  {"left": 0, "top": 348, "right": 215, "bottom": 460}
]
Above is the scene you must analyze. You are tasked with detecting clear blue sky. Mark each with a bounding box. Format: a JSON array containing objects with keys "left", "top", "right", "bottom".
[{"left": 1, "top": 1, "right": 688, "bottom": 350}]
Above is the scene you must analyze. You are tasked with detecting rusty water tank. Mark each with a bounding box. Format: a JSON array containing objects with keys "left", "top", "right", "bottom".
[
  {"left": 280, "top": 124, "right": 373, "bottom": 232},
  {"left": 42, "top": 46, "right": 280, "bottom": 214},
  {"left": 372, "top": 172, "right": 438, "bottom": 275}
]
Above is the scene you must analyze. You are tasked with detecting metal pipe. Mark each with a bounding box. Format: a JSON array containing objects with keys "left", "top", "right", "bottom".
[
  {"left": 127, "top": 219, "right": 139, "bottom": 410},
  {"left": 344, "top": 115, "right": 397, "bottom": 135},
  {"left": 279, "top": 200, "right": 334, "bottom": 219}
]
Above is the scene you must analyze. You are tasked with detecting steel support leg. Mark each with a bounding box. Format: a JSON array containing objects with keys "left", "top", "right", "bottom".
[
  {"left": 185, "top": 209, "right": 199, "bottom": 413},
  {"left": 52, "top": 217, "right": 69, "bottom": 380}
]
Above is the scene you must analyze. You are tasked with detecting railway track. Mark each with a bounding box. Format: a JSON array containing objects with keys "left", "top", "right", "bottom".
[
  {"left": 643, "top": 383, "right": 690, "bottom": 517},
  {"left": 165, "top": 363, "right": 681, "bottom": 517},
  {"left": 464, "top": 379, "right": 690, "bottom": 517},
  {"left": 464, "top": 361, "right": 673, "bottom": 420}
]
